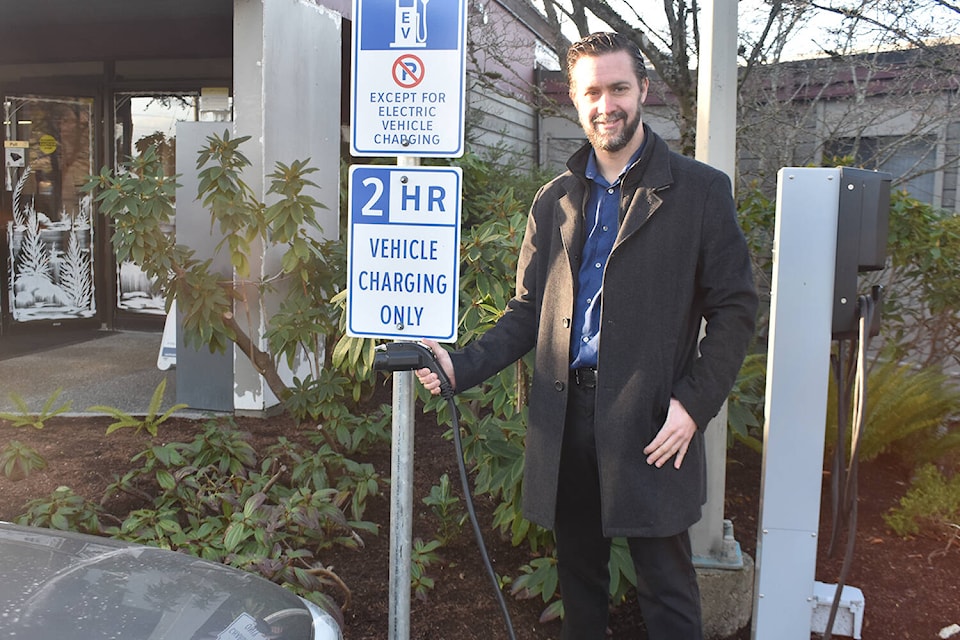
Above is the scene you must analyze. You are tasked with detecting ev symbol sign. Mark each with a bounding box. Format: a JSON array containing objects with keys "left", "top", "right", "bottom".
[
  {"left": 350, "top": 0, "right": 466, "bottom": 157},
  {"left": 347, "top": 165, "right": 462, "bottom": 341}
]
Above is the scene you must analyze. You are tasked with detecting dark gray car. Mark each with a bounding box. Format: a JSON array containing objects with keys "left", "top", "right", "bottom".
[{"left": 0, "top": 522, "right": 342, "bottom": 639}]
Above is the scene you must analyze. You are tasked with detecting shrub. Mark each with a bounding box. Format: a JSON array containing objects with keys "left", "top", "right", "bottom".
[
  {"left": 884, "top": 464, "right": 960, "bottom": 539},
  {"left": 83, "top": 135, "right": 369, "bottom": 421},
  {"left": 825, "top": 359, "right": 960, "bottom": 464},
  {"left": 97, "top": 417, "right": 379, "bottom": 616},
  {"left": 411, "top": 538, "right": 443, "bottom": 601},
  {"left": 17, "top": 486, "right": 103, "bottom": 533},
  {"left": 423, "top": 473, "right": 465, "bottom": 545},
  {"left": 727, "top": 352, "right": 767, "bottom": 453},
  {"left": 0, "top": 441, "right": 47, "bottom": 481},
  {"left": 0, "top": 389, "right": 71, "bottom": 429},
  {"left": 880, "top": 191, "right": 960, "bottom": 372},
  {"left": 88, "top": 378, "right": 186, "bottom": 437}
]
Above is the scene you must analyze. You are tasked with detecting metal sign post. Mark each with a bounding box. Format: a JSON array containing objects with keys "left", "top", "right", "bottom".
[
  {"left": 350, "top": 1, "right": 466, "bottom": 636},
  {"left": 346, "top": 161, "right": 462, "bottom": 640}
]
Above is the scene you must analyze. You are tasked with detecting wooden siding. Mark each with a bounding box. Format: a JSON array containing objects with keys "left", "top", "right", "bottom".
[{"left": 466, "top": 89, "right": 539, "bottom": 165}]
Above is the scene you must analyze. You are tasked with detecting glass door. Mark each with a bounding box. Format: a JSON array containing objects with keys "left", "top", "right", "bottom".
[
  {"left": 3, "top": 96, "right": 96, "bottom": 324},
  {"left": 112, "top": 93, "right": 198, "bottom": 317}
]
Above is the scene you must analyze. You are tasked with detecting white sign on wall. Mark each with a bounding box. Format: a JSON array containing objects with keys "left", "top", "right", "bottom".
[
  {"left": 4, "top": 141, "right": 28, "bottom": 168},
  {"left": 347, "top": 165, "right": 462, "bottom": 341},
  {"left": 350, "top": 0, "right": 467, "bottom": 157}
]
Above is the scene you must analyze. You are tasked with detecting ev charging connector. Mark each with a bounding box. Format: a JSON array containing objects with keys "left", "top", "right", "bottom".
[{"left": 373, "top": 342, "right": 454, "bottom": 398}]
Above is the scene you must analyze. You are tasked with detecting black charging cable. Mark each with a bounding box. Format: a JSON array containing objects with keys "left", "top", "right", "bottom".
[
  {"left": 824, "top": 288, "right": 878, "bottom": 640},
  {"left": 373, "top": 342, "right": 518, "bottom": 640}
]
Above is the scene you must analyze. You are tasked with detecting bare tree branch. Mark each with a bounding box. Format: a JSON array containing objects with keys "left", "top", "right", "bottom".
[{"left": 933, "top": 0, "right": 960, "bottom": 14}]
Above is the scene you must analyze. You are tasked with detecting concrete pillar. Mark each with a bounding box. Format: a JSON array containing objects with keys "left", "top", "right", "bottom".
[
  {"left": 690, "top": 3, "right": 755, "bottom": 636},
  {"left": 232, "top": 0, "right": 342, "bottom": 414},
  {"left": 691, "top": 0, "right": 741, "bottom": 568}
]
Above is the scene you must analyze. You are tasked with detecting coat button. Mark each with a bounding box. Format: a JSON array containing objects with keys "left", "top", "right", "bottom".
[
  {"left": 554, "top": 380, "right": 565, "bottom": 391},
  {"left": 562, "top": 317, "right": 571, "bottom": 328}
]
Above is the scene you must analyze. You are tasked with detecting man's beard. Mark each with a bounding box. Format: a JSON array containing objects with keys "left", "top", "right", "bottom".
[{"left": 584, "top": 103, "right": 642, "bottom": 153}]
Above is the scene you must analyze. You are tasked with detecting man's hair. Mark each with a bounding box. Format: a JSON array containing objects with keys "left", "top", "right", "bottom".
[{"left": 566, "top": 32, "right": 648, "bottom": 90}]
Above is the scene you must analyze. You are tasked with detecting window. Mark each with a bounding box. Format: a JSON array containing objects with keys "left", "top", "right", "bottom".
[{"left": 826, "top": 135, "right": 937, "bottom": 203}]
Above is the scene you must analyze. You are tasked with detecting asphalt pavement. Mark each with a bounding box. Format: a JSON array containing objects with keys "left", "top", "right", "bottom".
[{"left": 0, "top": 330, "right": 177, "bottom": 416}]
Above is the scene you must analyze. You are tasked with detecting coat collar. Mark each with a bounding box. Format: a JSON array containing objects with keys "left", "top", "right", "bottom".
[
  {"left": 558, "top": 125, "right": 673, "bottom": 257},
  {"left": 565, "top": 124, "right": 674, "bottom": 192}
]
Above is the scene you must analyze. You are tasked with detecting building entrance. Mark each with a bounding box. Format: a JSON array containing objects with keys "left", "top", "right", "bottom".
[
  {"left": 112, "top": 93, "right": 200, "bottom": 320},
  {"left": 3, "top": 95, "right": 98, "bottom": 329}
]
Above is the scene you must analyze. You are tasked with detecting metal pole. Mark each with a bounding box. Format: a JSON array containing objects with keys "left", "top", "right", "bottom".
[
  {"left": 388, "top": 369, "right": 416, "bottom": 640},
  {"left": 691, "top": 0, "right": 741, "bottom": 566},
  {"left": 388, "top": 155, "right": 420, "bottom": 640}
]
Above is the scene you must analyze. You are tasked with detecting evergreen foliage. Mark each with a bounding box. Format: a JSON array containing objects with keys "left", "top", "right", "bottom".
[
  {"left": 884, "top": 464, "right": 960, "bottom": 539},
  {"left": 825, "top": 359, "right": 960, "bottom": 464}
]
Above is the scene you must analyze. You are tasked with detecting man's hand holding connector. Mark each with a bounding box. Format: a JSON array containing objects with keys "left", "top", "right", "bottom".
[{"left": 415, "top": 339, "right": 457, "bottom": 396}]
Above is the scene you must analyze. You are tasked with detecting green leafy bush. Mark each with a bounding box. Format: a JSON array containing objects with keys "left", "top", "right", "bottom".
[
  {"left": 825, "top": 359, "right": 960, "bottom": 464},
  {"left": 411, "top": 538, "right": 443, "bottom": 601},
  {"left": 96, "top": 417, "right": 379, "bottom": 616},
  {"left": 884, "top": 464, "right": 960, "bottom": 538},
  {"left": 17, "top": 486, "right": 103, "bottom": 533},
  {"left": 727, "top": 352, "right": 767, "bottom": 452},
  {"left": 0, "top": 440, "right": 47, "bottom": 481},
  {"left": 83, "top": 133, "right": 366, "bottom": 421},
  {"left": 511, "top": 556, "right": 562, "bottom": 622},
  {"left": 423, "top": 473, "right": 465, "bottom": 545},
  {"left": 880, "top": 191, "right": 960, "bottom": 371},
  {"left": 88, "top": 378, "right": 186, "bottom": 436},
  {"left": 0, "top": 389, "right": 71, "bottom": 429}
]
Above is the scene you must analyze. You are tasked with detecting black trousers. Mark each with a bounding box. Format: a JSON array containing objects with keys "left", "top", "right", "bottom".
[{"left": 554, "top": 376, "right": 703, "bottom": 640}]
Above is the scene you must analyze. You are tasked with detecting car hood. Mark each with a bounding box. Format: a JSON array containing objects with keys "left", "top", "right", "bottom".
[{"left": 0, "top": 523, "right": 340, "bottom": 640}]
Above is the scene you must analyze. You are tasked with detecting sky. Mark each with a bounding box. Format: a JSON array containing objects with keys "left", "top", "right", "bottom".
[{"left": 537, "top": 0, "right": 958, "bottom": 63}]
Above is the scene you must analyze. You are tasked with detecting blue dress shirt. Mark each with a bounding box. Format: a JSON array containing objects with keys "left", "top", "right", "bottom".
[{"left": 570, "top": 145, "right": 645, "bottom": 369}]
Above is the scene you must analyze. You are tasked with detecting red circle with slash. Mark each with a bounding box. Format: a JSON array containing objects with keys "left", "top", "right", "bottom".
[{"left": 392, "top": 54, "right": 425, "bottom": 88}]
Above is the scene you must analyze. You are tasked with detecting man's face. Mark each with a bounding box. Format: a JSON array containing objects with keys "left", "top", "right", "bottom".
[{"left": 569, "top": 50, "right": 649, "bottom": 154}]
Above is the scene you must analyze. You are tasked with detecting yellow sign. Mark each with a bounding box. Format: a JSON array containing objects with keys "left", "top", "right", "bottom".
[{"left": 38, "top": 134, "right": 58, "bottom": 154}]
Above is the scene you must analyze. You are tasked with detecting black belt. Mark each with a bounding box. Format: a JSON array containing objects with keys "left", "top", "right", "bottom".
[{"left": 571, "top": 367, "right": 597, "bottom": 388}]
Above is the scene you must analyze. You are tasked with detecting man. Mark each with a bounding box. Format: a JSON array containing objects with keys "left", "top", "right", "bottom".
[{"left": 417, "top": 31, "right": 757, "bottom": 639}]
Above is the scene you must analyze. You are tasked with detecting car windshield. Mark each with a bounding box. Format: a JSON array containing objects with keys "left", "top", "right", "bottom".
[{"left": 0, "top": 526, "right": 317, "bottom": 639}]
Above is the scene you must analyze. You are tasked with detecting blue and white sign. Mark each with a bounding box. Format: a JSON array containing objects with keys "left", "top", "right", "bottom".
[
  {"left": 347, "top": 165, "right": 462, "bottom": 341},
  {"left": 350, "top": 0, "right": 467, "bottom": 157}
]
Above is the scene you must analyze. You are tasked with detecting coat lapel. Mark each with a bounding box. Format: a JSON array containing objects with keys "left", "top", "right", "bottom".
[
  {"left": 557, "top": 179, "right": 585, "bottom": 274},
  {"left": 616, "top": 186, "right": 662, "bottom": 244},
  {"left": 615, "top": 132, "right": 673, "bottom": 246}
]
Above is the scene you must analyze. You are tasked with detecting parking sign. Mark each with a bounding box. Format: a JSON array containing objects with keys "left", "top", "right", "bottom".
[
  {"left": 350, "top": 0, "right": 467, "bottom": 157},
  {"left": 347, "top": 165, "right": 462, "bottom": 340}
]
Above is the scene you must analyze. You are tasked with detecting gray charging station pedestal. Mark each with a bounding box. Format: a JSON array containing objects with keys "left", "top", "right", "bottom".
[{"left": 752, "top": 167, "right": 889, "bottom": 639}]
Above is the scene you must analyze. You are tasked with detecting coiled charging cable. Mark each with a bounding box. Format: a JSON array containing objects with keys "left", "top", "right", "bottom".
[
  {"left": 824, "top": 287, "right": 879, "bottom": 640},
  {"left": 374, "top": 342, "right": 518, "bottom": 640}
]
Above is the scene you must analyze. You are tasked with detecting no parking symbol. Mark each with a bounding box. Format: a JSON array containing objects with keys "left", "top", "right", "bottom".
[{"left": 392, "top": 54, "right": 424, "bottom": 88}]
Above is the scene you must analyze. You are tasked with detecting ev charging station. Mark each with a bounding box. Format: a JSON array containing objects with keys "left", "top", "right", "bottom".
[{"left": 753, "top": 167, "right": 890, "bottom": 639}]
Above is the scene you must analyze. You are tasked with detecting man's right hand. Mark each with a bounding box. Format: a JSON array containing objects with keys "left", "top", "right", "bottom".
[{"left": 415, "top": 339, "right": 457, "bottom": 395}]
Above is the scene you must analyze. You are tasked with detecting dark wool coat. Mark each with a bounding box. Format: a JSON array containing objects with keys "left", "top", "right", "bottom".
[{"left": 449, "top": 126, "right": 758, "bottom": 537}]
